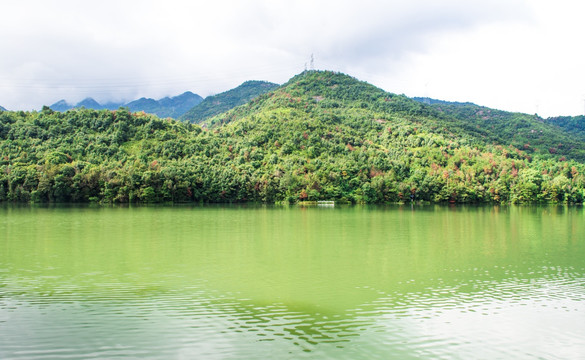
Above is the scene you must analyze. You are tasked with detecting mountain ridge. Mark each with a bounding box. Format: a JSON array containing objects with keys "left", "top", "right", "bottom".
[
  {"left": 49, "top": 92, "right": 203, "bottom": 118},
  {"left": 180, "top": 80, "right": 279, "bottom": 123},
  {"left": 125, "top": 91, "right": 203, "bottom": 118}
]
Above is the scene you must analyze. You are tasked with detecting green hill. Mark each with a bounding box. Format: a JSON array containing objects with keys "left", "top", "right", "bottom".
[
  {"left": 545, "top": 115, "right": 585, "bottom": 139},
  {"left": 412, "top": 100, "right": 585, "bottom": 162},
  {"left": 1, "top": 71, "right": 584, "bottom": 204},
  {"left": 180, "top": 80, "right": 279, "bottom": 123}
]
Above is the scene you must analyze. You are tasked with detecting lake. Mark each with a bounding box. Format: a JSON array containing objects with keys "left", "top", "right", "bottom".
[{"left": 1, "top": 204, "right": 584, "bottom": 359}]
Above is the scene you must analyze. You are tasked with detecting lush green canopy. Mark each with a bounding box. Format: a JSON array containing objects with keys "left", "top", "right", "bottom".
[
  {"left": 1, "top": 71, "right": 584, "bottom": 204},
  {"left": 180, "top": 81, "right": 279, "bottom": 123}
]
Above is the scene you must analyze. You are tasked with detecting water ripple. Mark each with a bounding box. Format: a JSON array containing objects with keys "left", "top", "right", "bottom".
[{"left": 2, "top": 205, "right": 585, "bottom": 359}]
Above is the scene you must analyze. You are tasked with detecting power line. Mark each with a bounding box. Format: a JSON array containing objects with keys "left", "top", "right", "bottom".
[{"left": 0, "top": 64, "right": 302, "bottom": 91}]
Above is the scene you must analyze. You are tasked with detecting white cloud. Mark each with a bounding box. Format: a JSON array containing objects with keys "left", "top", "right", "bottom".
[
  {"left": 0, "top": 0, "right": 583, "bottom": 117},
  {"left": 385, "top": 0, "right": 585, "bottom": 117}
]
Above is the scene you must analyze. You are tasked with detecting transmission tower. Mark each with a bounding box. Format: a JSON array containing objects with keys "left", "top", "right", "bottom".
[{"left": 310, "top": 54, "right": 315, "bottom": 70}]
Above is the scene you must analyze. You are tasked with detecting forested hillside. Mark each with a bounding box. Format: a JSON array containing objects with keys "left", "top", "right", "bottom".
[
  {"left": 1, "top": 71, "right": 584, "bottom": 204},
  {"left": 417, "top": 102, "right": 585, "bottom": 162},
  {"left": 180, "top": 81, "right": 279, "bottom": 123},
  {"left": 545, "top": 115, "right": 585, "bottom": 140}
]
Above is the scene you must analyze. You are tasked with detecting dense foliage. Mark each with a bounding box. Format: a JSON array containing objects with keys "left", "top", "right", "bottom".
[
  {"left": 180, "top": 81, "right": 279, "bottom": 123},
  {"left": 418, "top": 102, "right": 585, "bottom": 162},
  {"left": 1, "top": 71, "right": 584, "bottom": 204},
  {"left": 545, "top": 116, "right": 585, "bottom": 140}
]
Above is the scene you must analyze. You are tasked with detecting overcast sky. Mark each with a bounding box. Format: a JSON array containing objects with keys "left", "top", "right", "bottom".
[{"left": 1, "top": 0, "right": 584, "bottom": 117}]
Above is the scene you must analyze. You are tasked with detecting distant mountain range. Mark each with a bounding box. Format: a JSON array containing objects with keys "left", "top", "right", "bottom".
[
  {"left": 50, "top": 98, "right": 124, "bottom": 112},
  {"left": 180, "top": 81, "right": 279, "bottom": 123},
  {"left": 125, "top": 92, "right": 203, "bottom": 119},
  {"left": 49, "top": 92, "right": 203, "bottom": 119},
  {"left": 47, "top": 80, "right": 279, "bottom": 121},
  {"left": 0, "top": 105, "right": 6, "bottom": 111}
]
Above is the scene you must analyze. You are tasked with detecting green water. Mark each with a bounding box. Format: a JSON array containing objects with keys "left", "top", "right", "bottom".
[{"left": 1, "top": 205, "right": 584, "bottom": 359}]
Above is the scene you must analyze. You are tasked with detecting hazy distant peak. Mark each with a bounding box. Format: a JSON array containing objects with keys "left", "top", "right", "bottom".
[
  {"left": 52, "top": 99, "right": 70, "bottom": 106},
  {"left": 173, "top": 91, "right": 202, "bottom": 100},
  {"left": 49, "top": 99, "right": 74, "bottom": 112},
  {"left": 47, "top": 91, "right": 203, "bottom": 118},
  {"left": 76, "top": 98, "right": 103, "bottom": 109},
  {"left": 125, "top": 92, "right": 203, "bottom": 118}
]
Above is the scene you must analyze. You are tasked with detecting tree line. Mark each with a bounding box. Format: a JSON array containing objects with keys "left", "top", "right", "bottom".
[{"left": 1, "top": 71, "right": 584, "bottom": 204}]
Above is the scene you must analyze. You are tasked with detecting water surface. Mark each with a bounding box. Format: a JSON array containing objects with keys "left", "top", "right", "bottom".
[{"left": 1, "top": 205, "right": 584, "bottom": 359}]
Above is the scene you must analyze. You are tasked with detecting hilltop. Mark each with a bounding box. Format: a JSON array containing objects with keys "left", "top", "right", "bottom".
[
  {"left": 180, "top": 80, "right": 279, "bottom": 123},
  {"left": 0, "top": 71, "right": 584, "bottom": 204},
  {"left": 209, "top": 71, "right": 584, "bottom": 161}
]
